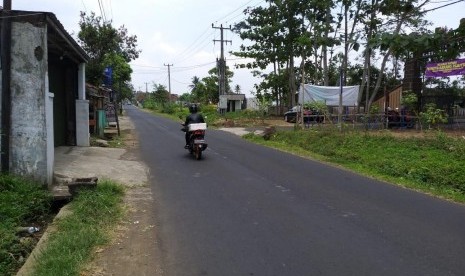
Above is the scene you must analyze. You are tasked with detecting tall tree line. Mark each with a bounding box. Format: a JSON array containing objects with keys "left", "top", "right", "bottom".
[{"left": 233, "top": 0, "right": 463, "bottom": 111}]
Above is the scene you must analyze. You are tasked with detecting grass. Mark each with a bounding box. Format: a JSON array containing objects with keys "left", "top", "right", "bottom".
[
  {"left": 0, "top": 176, "right": 125, "bottom": 276},
  {"left": 244, "top": 128, "right": 465, "bottom": 203},
  {"left": 0, "top": 175, "right": 53, "bottom": 276},
  {"left": 107, "top": 132, "right": 126, "bottom": 148},
  {"left": 32, "top": 180, "right": 125, "bottom": 276}
]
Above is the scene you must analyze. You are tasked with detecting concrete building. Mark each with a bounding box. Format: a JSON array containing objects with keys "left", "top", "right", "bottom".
[
  {"left": 219, "top": 94, "right": 246, "bottom": 112},
  {"left": 0, "top": 10, "right": 89, "bottom": 185}
]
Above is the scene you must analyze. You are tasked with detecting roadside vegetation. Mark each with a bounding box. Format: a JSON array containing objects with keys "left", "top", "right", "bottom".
[
  {"left": 32, "top": 181, "right": 125, "bottom": 276},
  {"left": 244, "top": 128, "right": 465, "bottom": 203},
  {"left": 142, "top": 98, "right": 273, "bottom": 128},
  {"left": 0, "top": 175, "right": 53, "bottom": 275},
  {"left": 0, "top": 175, "right": 125, "bottom": 276}
]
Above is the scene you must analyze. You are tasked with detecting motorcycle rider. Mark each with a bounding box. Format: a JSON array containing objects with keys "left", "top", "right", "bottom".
[{"left": 184, "top": 103, "right": 205, "bottom": 148}]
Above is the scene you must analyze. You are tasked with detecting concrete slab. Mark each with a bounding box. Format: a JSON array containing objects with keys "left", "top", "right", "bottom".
[
  {"left": 53, "top": 115, "right": 149, "bottom": 191},
  {"left": 218, "top": 127, "right": 264, "bottom": 136}
]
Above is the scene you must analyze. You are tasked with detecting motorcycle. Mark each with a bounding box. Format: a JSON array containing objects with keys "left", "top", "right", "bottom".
[{"left": 181, "top": 122, "right": 208, "bottom": 160}]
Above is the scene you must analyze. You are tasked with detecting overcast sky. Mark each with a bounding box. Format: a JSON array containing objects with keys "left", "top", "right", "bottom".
[{"left": 12, "top": 0, "right": 465, "bottom": 97}]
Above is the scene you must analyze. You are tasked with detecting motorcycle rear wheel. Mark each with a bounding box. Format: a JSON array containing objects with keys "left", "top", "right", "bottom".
[{"left": 194, "top": 147, "right": 202, "bottom": 160}]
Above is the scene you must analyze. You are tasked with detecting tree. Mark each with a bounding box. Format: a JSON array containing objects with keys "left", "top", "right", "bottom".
[
  {"left": 235, "top": 4, "right": 285, "bottom": 105},
  {"left": 102, "top": 53, "right": 133, "bottom": 101},
  {"left": 234, "top": 84, "right": 241, "bottom": 94},
  {"left": 189, "top": 76, "right": 201, "bottom": 91},
  {"left": 233, "top": 0, "right": 460, "bottom": 115},
  {"left": 179, "top": 93, "right": 192, "bottom": 103},
  {"left": 152, "top": 84, "right": 169, "bottom": 104},
  {"left": 202, "top": 74, "right": 219, "bottom": 104},
  {"left": 78, "top": 11, "right": 141, "bottom": 85},
  {"left": 234, "top": 0, "right": 336, "bottom": 108},
  {"left": 364, "top": 0, "right": 430, "bottom": 109},
  {"left": 188, "top": 67, "right": 235, "bottom": 105}
]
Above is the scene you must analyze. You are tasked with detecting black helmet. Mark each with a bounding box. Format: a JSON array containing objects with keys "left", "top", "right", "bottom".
[{"left": 189, "top": 104, "right": 198, "bottom": 113}]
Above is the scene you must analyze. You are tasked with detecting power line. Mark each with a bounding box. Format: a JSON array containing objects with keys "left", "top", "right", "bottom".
[
  {"left": 108, "top": 0, "right": 114, "bottom": 21},
  {"left": 132, "top": 71, "right": 166, "bottom": 75},
  {"left": 81, "top": 0, "right": 87, "bottom": 12},
  {"left": 213, "top": 0, "right": 265, "bottom": 24},
  {"left": 172, "top": 30, "right": 216, "bottom": 65},
  {"left": 131, "top": 64, "right": 165, "bottom": 69},
  {"left": 172, "top": 0, "right": 265, "bottom": 66},
  {"left": 171, "top": 78, "right": 192, "bottom": 86},
  {"left": 172, "top": 62, "right": 216, "bottom": 70},
  {"left": 132, "top": 61, "right": 215, "bottom": 72},
  {"left": 421, "top": 0, "right": 465, "bottom": 13},
  {"left": 222, "top": 0, "right": 267, "bottom": 25},
  {"left": 97, "top": 0, "right": 106, "bottom": 22},
  {"left": 172, "top": 28, "right": 213, "bottom": 61}
]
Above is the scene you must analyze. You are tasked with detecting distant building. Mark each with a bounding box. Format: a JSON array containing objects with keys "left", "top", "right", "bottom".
[{"left": 219, "top": 94, "right": 246, "bottom": 112}]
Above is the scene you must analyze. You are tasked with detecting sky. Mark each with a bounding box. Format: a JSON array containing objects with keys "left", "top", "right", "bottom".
[{"left": 11, "top": 0, "right": 465, "bottom": 98}]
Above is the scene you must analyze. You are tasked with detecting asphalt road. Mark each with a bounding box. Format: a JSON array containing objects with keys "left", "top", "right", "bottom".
[{"left": 125, "top": 105, "right": 465, "bottom": 276}]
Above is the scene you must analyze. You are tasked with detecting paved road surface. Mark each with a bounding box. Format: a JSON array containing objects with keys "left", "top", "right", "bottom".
[{"left": 126, "top": 105, "right": 465, "bottom": 276}]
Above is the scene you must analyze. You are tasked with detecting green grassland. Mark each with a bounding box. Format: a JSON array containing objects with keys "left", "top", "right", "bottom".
[{"left": 244, "top": 128, "right": 465, "bottom": 203}]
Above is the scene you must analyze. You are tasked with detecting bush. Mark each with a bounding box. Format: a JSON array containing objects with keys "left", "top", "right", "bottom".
[
  {"left": 419, "top": 103, "right": 448, "bottom": 130},
  {"left": 142, "top": 98, "right": 156, "bottom": 110},
  {"left": 161, "top": 102, "right": 176, "bottom": 114}
]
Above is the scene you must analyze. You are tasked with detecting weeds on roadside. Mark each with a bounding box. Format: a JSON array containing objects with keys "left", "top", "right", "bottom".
[
  {"left": 32, "top": 180, "right": 125, "bottom": 276},
  {"left": 0, "top": 175, "right": 52, "bottom": 276}
]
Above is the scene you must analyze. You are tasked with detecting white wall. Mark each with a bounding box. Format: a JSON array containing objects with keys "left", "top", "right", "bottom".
[{"left": 247, "top": 97, "right": 259, "bottom": 110}]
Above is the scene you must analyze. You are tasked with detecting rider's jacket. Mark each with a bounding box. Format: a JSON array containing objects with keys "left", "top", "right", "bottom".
[{"left": 184, "top": 113, "right": 205, "bottom": 127}]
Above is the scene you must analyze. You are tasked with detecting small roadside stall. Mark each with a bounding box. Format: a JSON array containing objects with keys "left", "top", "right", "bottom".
[{"left": 86, "top": 84, "right": 111, "bottom": 137}]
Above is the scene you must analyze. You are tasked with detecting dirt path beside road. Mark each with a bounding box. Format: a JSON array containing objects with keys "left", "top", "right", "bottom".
[
  {"left": 82, "top": 185, "right": 162, "bottom": 276},
  {"left": 81, "top": 115, "right": 163, "bottom": 276}
]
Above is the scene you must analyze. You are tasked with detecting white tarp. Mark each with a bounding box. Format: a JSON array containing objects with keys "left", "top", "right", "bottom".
[{"left": 298, "top": 85, "right": 360, "bottom": 106}]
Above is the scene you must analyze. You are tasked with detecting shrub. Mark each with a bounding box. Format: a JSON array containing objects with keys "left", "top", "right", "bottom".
[{"left": 419, "top": 103, "right": 448, "bottom": 130}]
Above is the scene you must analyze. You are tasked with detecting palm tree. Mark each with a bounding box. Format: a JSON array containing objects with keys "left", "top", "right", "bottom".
[
  {"left": 234, "top": 84, "right": 241, "bottom": 94},
  {"left": 189, "top": 76, "right": 200, "bottom": 91}
]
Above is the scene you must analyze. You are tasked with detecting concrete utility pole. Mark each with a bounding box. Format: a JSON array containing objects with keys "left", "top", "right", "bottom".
[
  {"left": 164, "top": 63, "right": 173, "bottom": 101},
  {"left": 212, "top": 24, "right": 232, "bottom": 98},
  {"left": 144, "top": 82, "right": 149, "bottom": 93}
]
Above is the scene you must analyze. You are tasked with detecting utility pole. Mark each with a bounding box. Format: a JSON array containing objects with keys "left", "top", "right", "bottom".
[
  {"left": 144, "top": 82, "right": 149, "bottom": 93},
  {"left": 164, "top": 63, "right": 173, "bottom": 101},
  {"left": 212, "top": 24, "right": 232, "bottom": 112}
]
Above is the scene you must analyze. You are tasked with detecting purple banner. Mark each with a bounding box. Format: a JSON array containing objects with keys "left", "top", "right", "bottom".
[{"left": 425, "top": 58, "right": 465, "bottom": 77}]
